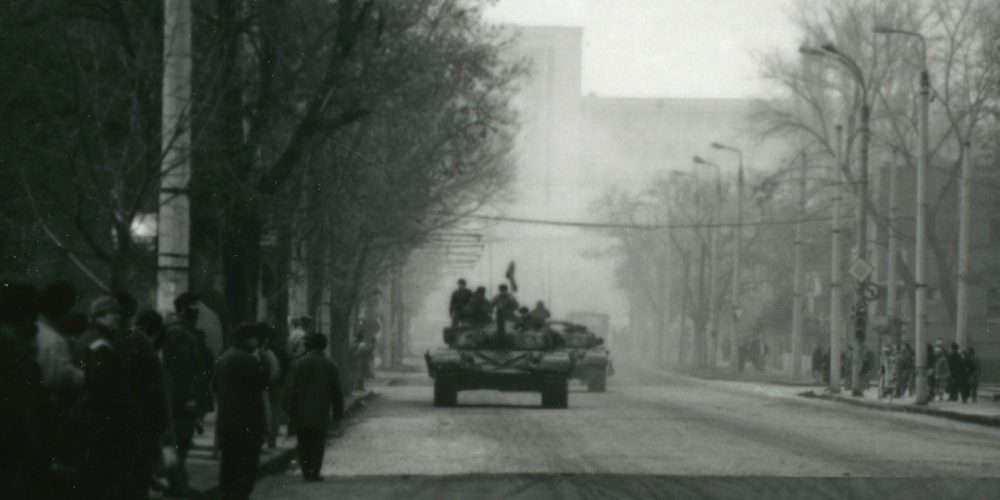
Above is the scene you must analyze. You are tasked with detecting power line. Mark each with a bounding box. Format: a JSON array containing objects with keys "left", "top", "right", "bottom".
[{"left": 470, "top": 214, "right": 841, "bottom": 230}]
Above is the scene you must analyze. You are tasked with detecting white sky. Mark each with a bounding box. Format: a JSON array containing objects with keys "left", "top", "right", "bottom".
[{"left": 486, "top": 0, "right": 800, "bottom": 99}]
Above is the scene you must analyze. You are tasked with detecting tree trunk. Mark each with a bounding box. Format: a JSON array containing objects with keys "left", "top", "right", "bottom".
[
  {"left": 222, "top": 200, "right": 262, "bottom": 325},
  {"left": 328, "top": 298, "right": 354, "bottom": 395}
]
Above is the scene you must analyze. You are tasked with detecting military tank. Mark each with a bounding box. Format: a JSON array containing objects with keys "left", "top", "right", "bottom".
[
  {"left": 425, "top": 318, "right": 573, "bottom": 408},
  {"left": 547, "top": 321, "right": 613, "bottom": 392}
]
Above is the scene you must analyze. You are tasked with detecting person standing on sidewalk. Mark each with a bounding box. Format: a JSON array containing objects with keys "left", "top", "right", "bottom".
[
  {"left": 946, "top": 342, "right": 965, "bottom": 402},
  {"left": 964, "top": 347, "right": 980, "bottom": 403},
  {"left": 933, "top": 345, "right": 949, "bottom": 402},
  {"left": 284, "top": 333, "right": 345, "bottom": 482},
  {"left": 162, "top": 291, "right": 206, "bottom": 497},
  {"left": 215, "top": 323, "right": 268, "bottom": 500}
]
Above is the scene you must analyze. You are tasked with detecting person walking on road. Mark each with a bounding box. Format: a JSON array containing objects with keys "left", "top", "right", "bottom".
[
  {"left": 285, "top": 333, "right": 345, "bottom": 481},
  {"left": 215, "top": 323, "right": 268, "bottom": 500}
]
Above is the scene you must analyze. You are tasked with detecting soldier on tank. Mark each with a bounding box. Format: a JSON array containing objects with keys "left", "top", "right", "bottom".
[{"left": 449, "top": 279, "right": 473, "bottom": 327}]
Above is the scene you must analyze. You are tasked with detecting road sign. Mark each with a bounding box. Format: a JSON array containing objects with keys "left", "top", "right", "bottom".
[{"left": 848, "top": 258, "right": 873, "bottom": 282}]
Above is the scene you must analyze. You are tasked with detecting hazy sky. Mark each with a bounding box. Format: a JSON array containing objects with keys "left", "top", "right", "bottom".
[{"left": 486, "top": 0, "right": 800, "bottom": 99}]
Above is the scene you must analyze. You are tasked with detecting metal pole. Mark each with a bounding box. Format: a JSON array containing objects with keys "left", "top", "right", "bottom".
[
  {"left": 707, "top": 177, "right": 720, "bottom": 368},
  {"left": 829, "top": 125, "right": 844, "bottom": 393},
  {"left": 851, "top": 102, "right": 871, "bottom": 397},
  {"left": 887, "top": 152, "right": 899, "bottom": 347},
  {"left": 956, "top": 141, "right": 972, "bottom": 348},
  {"left": 733, "top": 156, "right": 744, "bottom": 374},
  {"left": 914, "top": 69, "right": 930, "bottom": 404},
  {"left": 791, "top": 153, "right": 806, "bottom": 378}
]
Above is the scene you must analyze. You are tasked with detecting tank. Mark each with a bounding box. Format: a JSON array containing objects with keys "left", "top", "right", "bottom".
[
  {"left": 547, "top": 321, "right": 613, "bottom": 392},
  {"left": 424, "top": 319, "right": 574, "bottom": 408}
]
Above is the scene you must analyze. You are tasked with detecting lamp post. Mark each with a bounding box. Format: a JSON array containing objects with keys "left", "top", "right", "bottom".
[
  {"left": 710, "top": 142, "right": 744, "bottom": 374},
  {"left": 800, "top": 43, "right": 872, "bottom": 397},
  {"left": 694, "top": 155, "right": 722, "bottom": 369},
  {"left": 791, "top": 151, "right": 808, "bottom": 379},
  {"left": 670, "top": 169, "right": 703, "bottom": 367},
  {"left": 874, "top": 25, "right": 930, "bottom": 404}
]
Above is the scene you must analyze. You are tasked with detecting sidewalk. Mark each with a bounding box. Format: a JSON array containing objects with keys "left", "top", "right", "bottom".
[
  {"left": 676, "top": 366, "right": 823, "bottom": 387},
  {"left": 800, "top": 386, "right": 1000, "bottom": 428},
  {"left": 151, "top": 389, "right": 375, "bottom": 499}
]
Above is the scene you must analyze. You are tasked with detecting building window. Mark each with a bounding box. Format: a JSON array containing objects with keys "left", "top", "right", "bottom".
[{"left": 988, "top": 288, "right": 1000, "bottom": 319}]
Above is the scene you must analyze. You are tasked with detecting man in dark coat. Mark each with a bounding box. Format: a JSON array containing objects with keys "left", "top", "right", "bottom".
[
  {"left": 284, "top": 333, "right": 345, "bottom": 481},
  {"left": 0, "top": 282, "right": 45, "bottom": 500},
  {"left": 215, "top": 323, "right": 268, "bottom": 500},
  {"left": 162, "top": 291, "right": 206, "bottom": 496},
  {"left": 73, "top": 295, "right": 165, "bottom": 500},
  {"left": 449, "top": 279, "right": 473, "bottom": 326},
  {"left": 947, "top": 342, "right": 967, "bottom": 402}
]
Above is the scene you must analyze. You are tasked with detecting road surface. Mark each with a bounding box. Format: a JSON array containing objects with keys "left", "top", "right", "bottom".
[{"left": 255, "top": 368, "right": 1000, "bottom": 499}]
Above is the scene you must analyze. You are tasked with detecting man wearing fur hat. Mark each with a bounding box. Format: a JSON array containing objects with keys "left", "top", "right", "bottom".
[{"left": 162, "top": 291, "right": 206, "bottom": 497}]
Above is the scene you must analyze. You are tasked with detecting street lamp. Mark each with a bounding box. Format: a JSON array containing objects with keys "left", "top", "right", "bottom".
[
  {"left": 693, "top": 155, "right": 722, "bottom": 368},
  {"left": 874, "top": 26, "right": 931, "bottom": 404},
  {"left": 800, "top": 43, "right": 872, "bottom": 397},
  {"left": 710, "top": 142, "right": 744, "bottom": 374}
]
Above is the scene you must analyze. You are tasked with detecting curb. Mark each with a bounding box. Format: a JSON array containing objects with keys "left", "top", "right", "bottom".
[
  {"left": 799, "top": 390, "right": 1000, "bottom": 428},
  {"left": 197, "top": 390, "right": 377, "bottom": 499},
  {"left": 673, "top": 369, "right": 820, "bottom": 388}
]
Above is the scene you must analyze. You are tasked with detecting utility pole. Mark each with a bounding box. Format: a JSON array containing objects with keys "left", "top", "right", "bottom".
[
  {"left": 829, "top": 125, "right": 844, "bottom": 393},
  {"left": 956, "top": 141, "right": 972, "bottom": 348},
  {"left": 876, "top": 25, "right": 931, "bottom": 403},
  {"left": 157, "top": 0, "right": 192, "bottom": 312},
  {"left": 694, "top": 155, "right": 722, "bottom": 369},
  {"left": 886, "top": 152, "right": 899, "bottom": 347},
  {"left": 791, "top": 152, "right": 807, "bottom": 379},
  {"left": 914, "top": 63, "right": 930, "bottom": 403},
  {"left": 711, "top": 143, "right": 744, "bottom": 374}
]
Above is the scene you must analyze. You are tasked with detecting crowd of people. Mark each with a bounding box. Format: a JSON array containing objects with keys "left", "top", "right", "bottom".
[
  {"left": 1, "top": 280, "right": 348, "bottom": 500},
  {"left": 810, "top": 339, "right": 981, "bottom": 403},
  {"left": 448, "top": 279, "right": 551, "bottom": 331}
]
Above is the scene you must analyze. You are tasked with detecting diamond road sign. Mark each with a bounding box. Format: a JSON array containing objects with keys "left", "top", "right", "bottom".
[{"left": 849, "top": 258, "right": 874, "bottom": 282}]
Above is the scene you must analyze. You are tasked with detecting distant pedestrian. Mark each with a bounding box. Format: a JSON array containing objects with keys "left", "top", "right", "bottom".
[
  {"left": 215, "top": 323, "right": 268, "bottom": 500},
  {"left": 811, "top": 344, "right": 823, "bottom": 383},
  {"left": 946, "top": 343, "right": 964, "bottom": 402},
  {"left": 287, "top": 315, "right": 314, "bottom": 360},
  {"left": 260, "top": 328, "right": 284, "bottom": 449},
  {"left": 896, "top": 343, "right": 915, "bottom": 397},
  {"left": 285, "top": 333, "right": 344, "bottom": 481},
  {"left": 965, "top": 347, "right": 980, "bottom": 403},
  {"left": 933, "top": 345, "right": 949, "bottom": 402}
]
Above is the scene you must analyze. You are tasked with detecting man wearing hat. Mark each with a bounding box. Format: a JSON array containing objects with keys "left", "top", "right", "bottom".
[
  {"left": 284, "top": 333, "right": 344, "bottom": 481},
  {"left": 215, "top": 323, "right": 268, "bottom": 500}
]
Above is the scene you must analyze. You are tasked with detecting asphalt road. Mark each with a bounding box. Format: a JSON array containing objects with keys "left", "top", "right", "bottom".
[{"left": 254, "top": 368, "right": 1000, "bottom": 499}]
